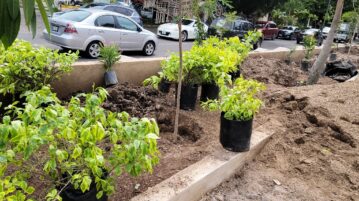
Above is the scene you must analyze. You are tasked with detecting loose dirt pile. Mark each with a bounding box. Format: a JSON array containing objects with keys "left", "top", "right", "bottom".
[
  {"left": 241, "top": 57, "right": 306, "bottom": 87},
  {"left": 101, "top": 83, "right": 220, "bottom": 201},
  {"left": 201, "top": 79, "right": 359, "bottom": 201},
  {"left": 103, "top": 83, "right": 204, "bottom": 142}
]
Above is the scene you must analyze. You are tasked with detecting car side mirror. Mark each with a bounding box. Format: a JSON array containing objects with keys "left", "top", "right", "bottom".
[{"left": 137, "top": 27, "right": 142, "bottom": 32}]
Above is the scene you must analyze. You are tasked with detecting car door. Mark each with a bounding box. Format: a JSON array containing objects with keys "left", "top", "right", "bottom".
[
  {"left": 94, "top": 15, "right": 121, "bottom": 46},
  {"left": 115, "top": 16, "right": 144, "bottom": 50},
  {"left": 270, "top": 23, "right": 278, "bottom": 36},
  {"left": 232, "top": 20, "right": 244, "bottom": 38}
]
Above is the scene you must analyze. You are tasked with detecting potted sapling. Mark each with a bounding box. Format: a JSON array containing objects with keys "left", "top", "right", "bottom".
[
  {"left": 302, "top": 35, "right": 316, "bottom": 71},
  {"left": 202, "top": 77, "right": 266, "bottom": 152},
  {"left": 100, "top": 45, "right": 120, "bottom": 87},
  {"left": 0, "top": 87, "right": 160, "bottom": 201},
  {"left": 198, "top": 32, "right": 261, "bottom": 101},
  {"left": 285, "top": 46, "right": 297, "bottom": 65},
  {"left": 144, "top": 52, "right": 202, "bottom": 110}
]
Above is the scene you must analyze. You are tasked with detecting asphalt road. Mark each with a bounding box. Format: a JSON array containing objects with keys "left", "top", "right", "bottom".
[{"left": 17, "top": 12, "right": 298, "bottom": 59}]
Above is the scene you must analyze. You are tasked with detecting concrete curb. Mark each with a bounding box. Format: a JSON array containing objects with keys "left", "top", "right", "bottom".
[{"left": 131, "top": 126, "right": 275, "bottom": 201}]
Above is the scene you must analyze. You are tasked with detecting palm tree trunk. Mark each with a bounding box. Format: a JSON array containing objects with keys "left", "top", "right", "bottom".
[
  {"left": 174, "top": 1, "right": 183, "bottom": 136},
  {"left": 307, "top": 0, "right": 344, "bottom": 85}
]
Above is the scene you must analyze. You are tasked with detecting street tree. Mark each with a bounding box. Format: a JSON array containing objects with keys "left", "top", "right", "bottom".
[{"left": 308, "top": 0, "right": 345, "bottom": 84}]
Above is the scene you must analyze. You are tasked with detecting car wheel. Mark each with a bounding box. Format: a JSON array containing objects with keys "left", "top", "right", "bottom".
[
  {"left": 143, "top": 41, "right": 155, "bottom": 56},
  {"left": 181, "top": 31, "right": 188, "bottom": 42},
  {"left": 86, "top": 41, "right": 102, "bottom": 59}
]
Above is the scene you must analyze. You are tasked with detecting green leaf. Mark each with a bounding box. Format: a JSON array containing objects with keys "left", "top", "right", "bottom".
[
  {"left": 7, "top": 0, "right": 19, "bottom": 20},
  {"left": 80, "top": 176, "right": 92, "bottom": 193},
  {"left": 25, "top": 186, "right": 35, "bottom": 194},
  {"left": 1, "top": 3, "right": 20, "bottom": 48},
  {"left": 36, "top": 0, "right": 50, "bottom": 35},
  {"left": 23, "top": 0, "right": 34, "bottom": 27},
  {"left": 96, "top": 191, "right": 104, "bottom": 199},
  {"left": 146, "top": 133, "right": 159, "bottom": 140},
  {"left": 72, "top": 146, "right": 82, "bottom": 159},
  {"left": 0, "top": 0, "right": 5, "bottom": 38}
]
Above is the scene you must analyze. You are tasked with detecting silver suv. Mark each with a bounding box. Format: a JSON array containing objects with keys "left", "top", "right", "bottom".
[{"left": 43, "top": 9, "right": 158, "bottom": 58}]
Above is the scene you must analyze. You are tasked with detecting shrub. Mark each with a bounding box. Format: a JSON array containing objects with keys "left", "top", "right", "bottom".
[
  {"left": 303, "top": 35, "right": 316, "bottom": 60},
  {"left": 0, "top": 40, "right": 78, "bottom": 97},
  {"left": 0, "top": 87, "right": 160, "bottom": 200},
  {"left": 100, "top": 45, "right": 121, "bottom": 72},
  {"left": 201, "top": 77, "right": 266, "bottom": 121},
  {"left": 144, "top": 32, "right": 262, "bottom": 88}
]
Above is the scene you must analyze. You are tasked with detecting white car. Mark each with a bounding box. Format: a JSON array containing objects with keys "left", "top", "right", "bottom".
[
  {"left": 157, "top": 19, "right": 208, "bottom": 41},
  {"left": 43, "top": 9, "right": 158, "bottom": 58}
]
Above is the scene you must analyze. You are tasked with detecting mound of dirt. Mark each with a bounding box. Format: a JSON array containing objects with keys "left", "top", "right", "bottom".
[
  {"left": 242, "top": 57, "right": 306, "bottom": 87},
  {"left": 201, "top": 79, "right": 359, "bottom": 201},
  {"left": 103, "top": 83, "right": 161, "bottom": 117},
  {"left": 103, "top": 83, "right": 204, "bottom": 142}
]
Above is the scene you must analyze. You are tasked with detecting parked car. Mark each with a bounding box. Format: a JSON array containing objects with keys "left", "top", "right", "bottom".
[
  {"left": 157, "top": 19, "right": 208, "bottom": 41},
  {"left": 334, "top": 30, "right": 350, "bottom": 43},
  {"left": 255, "top": 21, "right": 279, "bottom": 40},
  {"left": 43, "top": 9, "right": 158, "bottom": 58},
  {"left": 296, "top": 28, "right": 323, "bottom": 46},
  {"left": 322, "top": 26, "right": 330, "bottom": 39},
  {"left": 334, "top": 23, "right": 350, "bottom": 43},
  {"left": 93, "top": 4, "right": 143, "bottom": 26},
  {"left": 277, "top": 26, "right": 299, "bottom": 40},
  {"left": 208, "top": 16, "right": 261, "bottom": 49}
]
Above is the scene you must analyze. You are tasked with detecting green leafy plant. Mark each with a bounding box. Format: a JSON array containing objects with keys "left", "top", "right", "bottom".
[
  {"left": 202, "top": 77, "right": 266, "bottom": 121},
  {"left": 0, "top": 86, "right": 160, "bottom": 200},
  {"left": 303, "top": 35, "right": 316, "bottom": 60},
  {"left": 143, "top": 72, "right": 164, "bottom": 89},
  {"left": 285, "top": 46, "right": 297, "bottom": 63},
  {"left": 0, "top": 40, "right": 78, "bottom": 97},
  {"left": 144, "top": 32, "right": 261, "bottom": 89},
  {"left": 100, "top": 45, "right": 121, "bottom": 72}
]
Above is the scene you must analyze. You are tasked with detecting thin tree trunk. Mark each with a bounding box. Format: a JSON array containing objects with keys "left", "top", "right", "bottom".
[
  {"left": 348, "top": 18, "right": 359, "bottom": 55},
  {"left": 307, "top": 0, "right": 344, "bottom": 85},
  {"left": 174, "top": 1, "right": 183, "bottom": 136}
]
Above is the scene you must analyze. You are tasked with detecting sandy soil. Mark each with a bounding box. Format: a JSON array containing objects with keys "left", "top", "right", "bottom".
[{"left": 201, "top": 54, "right": 359, "bottom": 201}]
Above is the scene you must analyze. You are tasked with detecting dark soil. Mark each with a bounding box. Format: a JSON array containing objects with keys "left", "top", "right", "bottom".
[{"left": 102, "top": 83, "right": 217, "bottom": 201}]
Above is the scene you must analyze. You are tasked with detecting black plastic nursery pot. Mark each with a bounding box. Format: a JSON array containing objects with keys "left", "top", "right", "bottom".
[
  {"left": 200, "top": 82, "right": 219, "bottom": 102},
  {"left": 104, "top": 70, "right": 118, "bottom": 87},
  {"left": 176, "top": 84, "right": 199, "bottom": 111},
  {"left": 159, "top": 79, "right": 171, "bottom": 93},
  {"left": 230, "top": 68, "right": 241, "bottom": 81},
  {"left": 329, "top": 53, "right": 337, "bottom": 61},
  {"left": 301, "top": 60, "right": 310, "bottom": 71},
  {"left": 220, "top": 113, "right": 253, "bottom": 152},
  {"left": 60, "top": 183, "right": 108, "bottom": 201}
]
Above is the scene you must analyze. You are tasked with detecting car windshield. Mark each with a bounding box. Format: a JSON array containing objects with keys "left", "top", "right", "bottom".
[
  {"left": 210, "top": 18, "right": 231, "bottom": 29},
  {"left": 182, "top": 19, "right": 194, "bottom": 25},
  {"left": 57, "top": 10, "right": 91, "bottom": 22},
  {"left": 338, "top": 30, "right": 348, "bottom": 34},
  {"left": 283, "top": 26, "right": 293, "bottom": 30}
]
